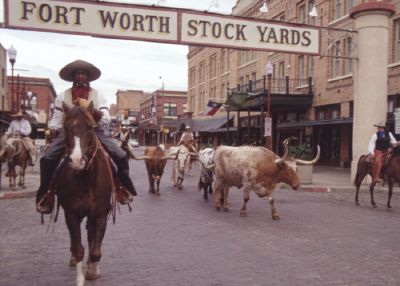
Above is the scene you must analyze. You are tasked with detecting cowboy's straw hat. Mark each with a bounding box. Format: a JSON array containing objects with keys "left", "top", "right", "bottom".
[
  {"left": 373, "top": 120, "right": 386, "bottom": 128},
  {"left": 59, "top": 60, "right": 101, "bottom": 82},
  {"left": 12, "top": 111, "right": 24, "bottom": 117}
]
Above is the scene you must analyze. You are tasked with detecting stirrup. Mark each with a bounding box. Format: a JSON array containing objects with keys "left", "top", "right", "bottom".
[
  {"left": 36, "top": 191, "right": 55, "bottom": 214},
  {"left": 116, "top": 186, "right": 133, "bottom": 205}
]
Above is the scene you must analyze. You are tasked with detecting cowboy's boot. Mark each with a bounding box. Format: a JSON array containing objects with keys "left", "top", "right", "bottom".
[
  {"left": 36, "top": 158, "right": 57, "bottom": 214},
  {"left": 116, "top": 158, "right": 137, "bottom": 204}
]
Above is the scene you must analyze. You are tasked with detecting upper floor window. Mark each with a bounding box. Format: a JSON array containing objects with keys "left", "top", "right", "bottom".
[
  {"left": 345, "top": 0, "right": 353, "bottom": 15},
  {"left": 298, "top": 3, "right": 306, "bottom": 24},
  {"left": 298, "top": 55, "right": 305, "bottom": 79},
  {"left": 199, "top": 61, "right": 206, "bottom": 83},
  {"left": 345, "top": 37, "right": 353, "bottom": 74},
  {"left": 334, "top": 0, "right": 342, "bottom": 20},
  {"left": 190, "top": 67, "right": 196, "bottom": 87},
  {"left": 164, "top": 103, "right": 177, "bottom": 116},
  {"left": 395, "top": 19, "right": 400, "bottom": 62},
  {"left": 209, "top": 53, "right": 217, "bottom": 78},
  {"left": 332, "top": 41, "right": 341, "bottom": 77}
]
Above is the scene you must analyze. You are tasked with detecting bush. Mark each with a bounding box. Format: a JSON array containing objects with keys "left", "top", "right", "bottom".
[{"left": 287, "top": 143, "right": 313, "bottom": 160}]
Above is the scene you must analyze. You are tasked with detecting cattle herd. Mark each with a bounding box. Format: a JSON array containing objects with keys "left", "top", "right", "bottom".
[{"left": 126, "top": 139, "right": 320, "bottom": 220}]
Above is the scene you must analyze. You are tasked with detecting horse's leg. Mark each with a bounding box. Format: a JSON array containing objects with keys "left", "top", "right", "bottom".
[
  {"left": 86, "top": 215, "right": 108, "bottom": 280},
  {"left": 369, "top": 181, "right": 378, "bottom": 207},
  {"left": 64, "top": 211, "right": 85, "bottom": 286},
  {"left": 18, "top": 166, "right": 26, "bottom": 188},
  {"left": 387, "top": 179, "right": 393, "bottom": 209}
]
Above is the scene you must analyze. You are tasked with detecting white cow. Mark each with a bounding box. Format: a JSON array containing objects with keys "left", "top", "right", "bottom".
[{"left": 169, "top": 145, "right": 196, "bottom": 189}]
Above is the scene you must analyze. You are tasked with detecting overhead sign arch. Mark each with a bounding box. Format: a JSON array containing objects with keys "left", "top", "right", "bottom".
[{"left": 5, "top": 0, "right": 321, "bottom": 55}]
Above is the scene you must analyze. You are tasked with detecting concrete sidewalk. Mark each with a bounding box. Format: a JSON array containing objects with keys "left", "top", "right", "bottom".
[{"left": 0, "top": 161, "right": 395, "bottom": 199}]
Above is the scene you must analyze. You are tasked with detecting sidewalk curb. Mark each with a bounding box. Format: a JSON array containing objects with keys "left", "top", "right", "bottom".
[{"left": 0, "top": 189, "right": 36, "bottom": 199}]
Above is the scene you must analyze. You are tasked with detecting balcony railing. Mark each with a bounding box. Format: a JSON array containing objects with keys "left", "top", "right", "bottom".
[{"left": 229, "top": 76, "right": 313, "bottom": 96}]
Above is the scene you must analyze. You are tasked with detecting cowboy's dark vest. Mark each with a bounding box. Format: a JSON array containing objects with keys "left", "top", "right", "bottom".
[{"left": 375, "top": 130, "right": 390, "bottom": 151}]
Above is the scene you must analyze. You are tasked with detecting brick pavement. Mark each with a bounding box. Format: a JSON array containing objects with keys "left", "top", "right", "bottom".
[{"left": 0, "top": 152, "right": 400, "bottom": 286}]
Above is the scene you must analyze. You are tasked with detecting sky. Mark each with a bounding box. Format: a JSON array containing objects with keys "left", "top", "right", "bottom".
[{"left": 0, "top": 0, "right": 238, "bottom": 105}]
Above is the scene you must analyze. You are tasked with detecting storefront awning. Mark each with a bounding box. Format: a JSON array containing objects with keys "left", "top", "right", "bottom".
[
  {"left": 192, "top": 115, "right": 232, "bottom": 132},
  {"left": 277, "top": 117, "right": 352, "bottom": 129}
]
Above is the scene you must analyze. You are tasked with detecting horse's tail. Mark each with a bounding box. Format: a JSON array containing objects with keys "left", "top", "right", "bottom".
[{"left": 354, "top": 155, "right": 367, "bottom": 186}]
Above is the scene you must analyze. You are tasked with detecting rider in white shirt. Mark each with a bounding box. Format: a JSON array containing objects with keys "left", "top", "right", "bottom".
[{"left": 1, "top": 111, "right": 36, "bottom": 165}]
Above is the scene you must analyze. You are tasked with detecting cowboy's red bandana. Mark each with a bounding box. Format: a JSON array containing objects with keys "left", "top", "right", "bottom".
[{"left": 72, "top": 87, "right": 90, "bottom": 105}]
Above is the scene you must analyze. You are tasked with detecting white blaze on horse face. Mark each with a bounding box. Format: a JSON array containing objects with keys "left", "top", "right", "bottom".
[{"left": 70, "top": 136, "right": 84, "bottom": 170}]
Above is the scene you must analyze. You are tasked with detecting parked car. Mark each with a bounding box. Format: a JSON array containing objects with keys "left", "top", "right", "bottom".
[{"left": 128, "top": 138, "right": 140, "bottom": 147}]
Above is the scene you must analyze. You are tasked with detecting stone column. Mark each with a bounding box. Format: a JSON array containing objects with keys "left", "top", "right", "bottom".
[{"left": 350, "top": 2, "right": 395, "bottom": 181}]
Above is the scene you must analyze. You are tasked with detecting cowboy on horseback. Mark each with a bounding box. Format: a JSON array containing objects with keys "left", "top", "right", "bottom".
[
  {"left": 36, "top": 59, "right": 137, "bottom": 214},
  {"left": 0, "top": 111, "right": 36, "bottom": 166},
  {"left": 178, "top": 125, "right": 197, "bottom": 153},
  {"left": 367, "top": 121, "right": 399, "bottom": 183}
]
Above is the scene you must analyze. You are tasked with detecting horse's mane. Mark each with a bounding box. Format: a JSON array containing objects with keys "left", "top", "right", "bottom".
[{"left": 65, "top": 106, "right": 98, "bottom": 127}]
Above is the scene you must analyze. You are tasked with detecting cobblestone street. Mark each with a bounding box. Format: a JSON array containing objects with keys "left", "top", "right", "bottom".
[{"left": 0, "top": 151, "right": 400, "bottom": 286}]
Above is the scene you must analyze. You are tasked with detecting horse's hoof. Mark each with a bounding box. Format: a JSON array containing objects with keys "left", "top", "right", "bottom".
[
  {"left": 387, "top": 205, "right": 392, "bottom": 209},
  {"left": 177, "top": 185, "right": 183, "bottom": 190},
  {"left": 272, "top": 215, "right": 280, "bottom": 220},
  {"left": 355, "top": 202, "right": 360, "bottom": 206},
  {"left": 372, "top": 204, "right": 377, "bottom": 208},
  {"left": 240, "top": 212, "right": 247, "bottom": 217},
  {"left": 223, "top": 207, "right": 229, "bottom": 212},
  {"left": 85, "top": 272, "right": 99, "bottom": 280},
  {"left": 216, "top": 206, "right": 221, "bottom": 211}
]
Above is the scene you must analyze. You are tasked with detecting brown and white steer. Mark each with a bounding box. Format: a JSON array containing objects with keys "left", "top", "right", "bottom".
[
  {"left": 131, "top": 144, "right": 178, "bottom": 195},
  {"left": 213, "top": 144, "right": 320, "bottom": 220}
]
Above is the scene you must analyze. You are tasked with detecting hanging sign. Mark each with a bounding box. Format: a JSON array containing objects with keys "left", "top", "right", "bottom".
[
  {"left": 4, "top": 0, "right": 321, "bottom": 54},
  {"left": 264, "top": 116, "right": 272, "bottom": 137}
]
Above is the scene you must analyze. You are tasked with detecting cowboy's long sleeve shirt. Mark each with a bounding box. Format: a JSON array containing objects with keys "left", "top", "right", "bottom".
[{"left": 6, "top": 119, "right": 31, "bottom": 136}]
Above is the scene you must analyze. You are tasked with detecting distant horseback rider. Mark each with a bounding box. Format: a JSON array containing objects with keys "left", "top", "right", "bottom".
[
  {"left": 178, "top": 125, "right": 196, "bottom": 153},
  {"left": 0, "top": 111, "right": 36, "bottom": 166},
  {"left": 113, "top": 126, "right": 130, "bottom": 145},
  {"left": 36, "top": 60, "right": 137, "bottom": 214},
  {"left": 368, "top": 121, "right": 398, "bottom": 183}
]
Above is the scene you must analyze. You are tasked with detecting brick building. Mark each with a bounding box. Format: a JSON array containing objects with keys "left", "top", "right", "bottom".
[
  {"left": 139, "top": 89, "right": 187, "bottom": 146},
  {"left": 114, "top": 89, "right": 145, "bottom": 131},
  {"left": 5, "top": 76, "right": 57, "bottom": 138},
  {"left": 187, "top": 0, "right": 400, "bottom": 167}
]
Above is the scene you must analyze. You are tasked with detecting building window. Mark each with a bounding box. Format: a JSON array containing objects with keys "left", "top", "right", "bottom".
[
  {"left": 1, "top": 68, "right": 4, "bottom": 88},
  {"left": 308, "top": 56, "right": 314, "bottom": 78},
  {"left": 190, "top": 67, "right": 196, "bottom": 87},
  {"left": 308, "top": 0, "right": 316, "bottom": 25},
  {"left": 298, "top": 3, "right": 306, "bottom": 24},
  {"left": 334, "top": 0, "right": 341, "bottom": 20},
  {"left": 333, "top": 41, "right": 341, "bottom": 77},
  {"left": 183, "top": 103, "right": 187, "bottom": 113},
  {"left": 395, "top": 20, "right": 400, "bottom": 62},
  {"left": 345, "top": 0, "right": 353, "bottom": 15},
  {"left": 345, "top": 37, "right": 353, "bottom": 74},
  {"left": 298, "top": 55, "right": 305, "bottom": 79},
  {"left": 209, "top": 53, "right": 217, "bottom": 78},
  {"left": 199, "top": 61, "right": 206, "bottom": 83}
]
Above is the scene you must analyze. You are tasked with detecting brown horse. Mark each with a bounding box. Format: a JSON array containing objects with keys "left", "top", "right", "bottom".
[
  {"left": 354, "top": 147, "right": 400, "bottom": 208},
  {"left": 2, "top": 136, "right": 30, "bottom": 188},
  {"left": 55, "top": 103, "right": 115, "bottom": 286}
]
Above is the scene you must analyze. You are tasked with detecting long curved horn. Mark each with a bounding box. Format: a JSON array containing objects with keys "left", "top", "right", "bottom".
[
  {"left": 274, "top": 139, "right": 290, "bottom": 165},
  {"left": 130, "top": 152, "right": 151, "bottom": 160},
  {"left": 161, "top": 148, "right": 181, "bottom": 160},
  {"left": 295, "top": 145, "right": 321, "bottom": 165}
]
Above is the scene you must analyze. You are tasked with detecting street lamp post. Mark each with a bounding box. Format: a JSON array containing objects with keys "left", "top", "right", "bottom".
[
  {"left": 7, "top": 45, "right": 17, "bottom": 113},
  {"left": 265, "top": 62, "right": 274, "bottom": 149}
]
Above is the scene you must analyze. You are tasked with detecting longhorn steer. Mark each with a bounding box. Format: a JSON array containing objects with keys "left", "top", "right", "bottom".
[
  {"left": 131, "top": 145, "right": 177, "bottom": 195},
  {"left": 213, "top": 144, "right": 320, "bottom": 220},
  {"left": 197, "top": 148, "right": 215, "bottom": 201},
  {"left": 169, "top": 145, "right": 197, "bottom": 189}
]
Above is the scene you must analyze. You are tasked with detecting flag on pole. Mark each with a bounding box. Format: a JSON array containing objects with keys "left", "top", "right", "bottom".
[{"left": 205, "top": 100, "right": 223, "bottom": 116}]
